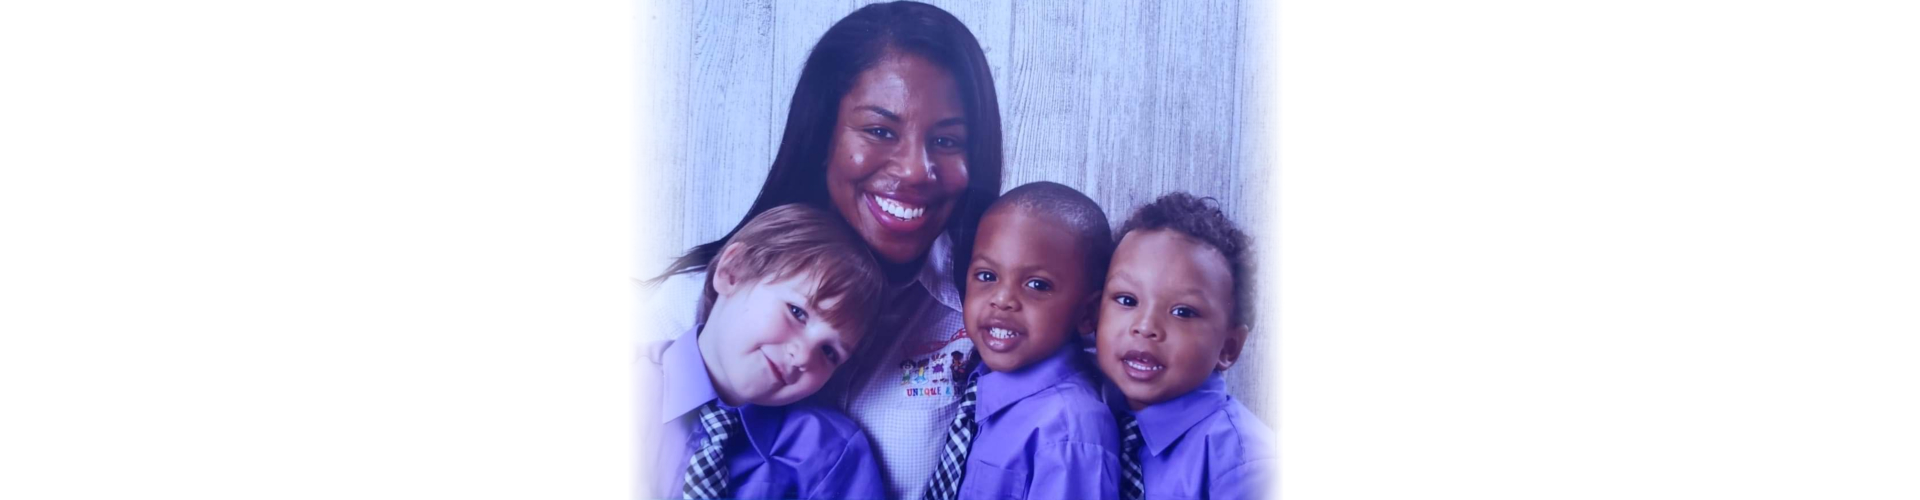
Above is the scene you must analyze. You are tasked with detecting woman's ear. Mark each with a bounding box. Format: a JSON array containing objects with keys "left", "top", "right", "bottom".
[
  {"left": 712, "top": 242, "right": 748, "bottom": 296},
  {"left": 1215, "top": 324, "right": 1251, "bottom": 371}
]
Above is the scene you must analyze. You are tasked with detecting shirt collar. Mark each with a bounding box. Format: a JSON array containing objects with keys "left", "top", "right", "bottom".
[
  {"left": 908, "top": 232, "right": 963, "bottom": 313},
  {"left": 657, "top": 326, "right": 786, "bottom": 458},
  {"left": 976, "top": 342, "right": 1090, "bottom": 418},
  {"left": 658, "top": 327, "right": 718, "bottom": 425},
  {"left": 1131, "top": 373, "right": 1230, "bottom": 456}
]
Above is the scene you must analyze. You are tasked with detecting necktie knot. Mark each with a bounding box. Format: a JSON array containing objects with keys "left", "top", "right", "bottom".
[
  {"left": 683, "top": 401, "right": 741, "bottom": 499},
  {"left": 923, "top": 352, "right": 983, "bottom": 500},
  {"left": 1120, "top": 412, "right": 1145, "bottom": 500},
  {"left": 698, "top": 401, "right": 739, "bottom": 441}
]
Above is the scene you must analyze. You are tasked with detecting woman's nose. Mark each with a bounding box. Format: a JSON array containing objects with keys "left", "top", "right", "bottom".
[{"left": 887, "top": 137, "right": 935, "bottom": 183}]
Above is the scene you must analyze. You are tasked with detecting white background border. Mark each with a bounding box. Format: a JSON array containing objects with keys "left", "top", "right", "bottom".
[{"left": 4, "top": 0, "right": 1916, "bottom": 498}]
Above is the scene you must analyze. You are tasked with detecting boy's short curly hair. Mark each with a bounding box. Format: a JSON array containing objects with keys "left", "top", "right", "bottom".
[
  {"left": 1116, "top": 192, "right": 1255, "bottom": 328},
  {"left": 987, "top": 181, "right": 1114, "bottom": 289}
]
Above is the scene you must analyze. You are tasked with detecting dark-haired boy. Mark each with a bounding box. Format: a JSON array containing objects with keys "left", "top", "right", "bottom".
[
  {"left": 923, "top": 181, "right": 1120, "bottom": 500},
  {"left": 1096, "top": 192, "right": 1276, "bottom": 500}
]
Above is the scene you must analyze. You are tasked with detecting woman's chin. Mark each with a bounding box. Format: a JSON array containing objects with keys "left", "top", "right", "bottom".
[
  {"left": 872, "top": 240, "right": 928, "bottom": 265},
  {"left": 859, "top": 225, "right": 938, "bottom": 264}
]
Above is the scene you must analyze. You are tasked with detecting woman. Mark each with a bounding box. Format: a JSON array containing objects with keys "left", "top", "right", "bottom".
[{"left": 655, "top": 2, "right": 1002, "bottom": 498}]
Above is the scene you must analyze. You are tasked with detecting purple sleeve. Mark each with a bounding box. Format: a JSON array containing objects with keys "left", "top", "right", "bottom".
[{"left": 803, "top": 429, "right": 887, "bottom": 500}]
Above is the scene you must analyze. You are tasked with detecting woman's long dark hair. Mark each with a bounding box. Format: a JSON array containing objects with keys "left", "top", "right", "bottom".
[{"left": 655, "top": 1, "right": 1003, "bottom": 293}]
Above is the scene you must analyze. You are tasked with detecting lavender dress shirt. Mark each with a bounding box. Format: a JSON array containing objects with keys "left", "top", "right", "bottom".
[
  {"left": 960, "top": 342, "right": 1121, "bottom": 500},
  {"left": 638, "top": 329, "right": 886, "bottom": 500},
  {"left": 1128, "top": 373, "right": 1276, "bottom": 500}
]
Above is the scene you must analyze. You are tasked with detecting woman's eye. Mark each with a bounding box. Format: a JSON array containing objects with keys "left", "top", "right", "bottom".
[
  {"left": 1024, "top": 278, "right": 1051, "bottom": 292},
  {"left": 1171, "top": 306, "right": 1200, "bottom": 319},
  {"left": 787, "top": 304, "right": 808, "bottom": 322},
  {"left": 933, "top": 136, "right": 963, "bottom": 149},
  {"left": 1112, "top": 294, "right": 1137, "bottom": 307},
  {"left": 820, "top": 345, "right": 841, "bottom": 364},
  {"left": 864, "top": 127, "right": 896, "bottom": 140},
  {"left": 974, "top": 270, "right": 996, "bottom": 282}
]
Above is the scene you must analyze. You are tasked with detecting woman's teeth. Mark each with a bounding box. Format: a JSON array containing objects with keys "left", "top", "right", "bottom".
[
  {"left": 989, "top": 327, "right": 1019, "bottom": 339},
  {"left": 874, "top": 196, "right": 925, "bottom": 220}
]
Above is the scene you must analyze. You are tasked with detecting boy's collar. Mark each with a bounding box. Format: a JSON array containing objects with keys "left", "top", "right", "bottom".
[
  {"left": 1129, "top": 373, "right": 1230, "bottom": 456},
  {"left": 656, "top": 326, "right": 785, "bottom": 458},
  {"left": 976, "top": 341, "right": 1090, "bottom": 418},
  {"left": 656, "top": 327, "right": 719, "bottom": 425}
]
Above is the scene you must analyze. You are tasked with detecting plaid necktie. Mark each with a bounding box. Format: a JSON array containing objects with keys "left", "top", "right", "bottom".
[
  {"left": 922, "top": 367, "right": 982, "bottom": 500},
  {"left": 1119, "top": 412, "right": 1146, "bottom": 500},
  {"left": 681, "top": 401, "right": 741, "bottom": 499}
]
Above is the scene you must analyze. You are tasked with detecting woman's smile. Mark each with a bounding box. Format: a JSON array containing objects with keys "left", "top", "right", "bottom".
[{"left": 863, "top": 192, "right": 933, "bottom": 233}]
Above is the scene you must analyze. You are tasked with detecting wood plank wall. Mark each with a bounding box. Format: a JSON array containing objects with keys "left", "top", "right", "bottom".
[{"left": 639, "top": 0, "right": 1273, "bottom": 419}]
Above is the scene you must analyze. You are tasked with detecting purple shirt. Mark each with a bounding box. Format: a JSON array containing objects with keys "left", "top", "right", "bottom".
[
  {"left": 1128, "top": 373, "right": 1276, "bottom": 500},
  {"left": 637, "top": 329, "right": 886, "bottom": 500},
  {"left": 961, "top": 343, "right": 1120, "bottom": 500}
]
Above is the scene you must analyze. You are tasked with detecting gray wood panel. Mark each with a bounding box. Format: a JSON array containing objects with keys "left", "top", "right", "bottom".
[{"left": 641, "top": 0, "right": 1271, "bottom": 418}]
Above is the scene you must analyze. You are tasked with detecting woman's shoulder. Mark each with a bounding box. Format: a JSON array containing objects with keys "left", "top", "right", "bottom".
[{"left": 634, "top": 270, "right": 706, "bottom": 344}]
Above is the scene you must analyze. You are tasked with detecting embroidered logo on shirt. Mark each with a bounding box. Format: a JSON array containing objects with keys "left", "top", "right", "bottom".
[{"left": 898, "top": 329, "right": 972, "bottom": 398}]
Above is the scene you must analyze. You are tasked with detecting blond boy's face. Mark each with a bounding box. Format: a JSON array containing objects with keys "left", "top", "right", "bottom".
[
  {"left": 699, "top": 270, "right": 862, "bottom": 407},
  {"left": 1096, "top": 229, "right": 1246, "bottom": 410},
  {"left": 964, "top": 208, "right": 1095, "bottom": 373}
]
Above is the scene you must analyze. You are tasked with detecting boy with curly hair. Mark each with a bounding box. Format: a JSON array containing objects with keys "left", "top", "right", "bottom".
[{"left": 1096, "top": 192, "right": 1275, "bottom": 500}]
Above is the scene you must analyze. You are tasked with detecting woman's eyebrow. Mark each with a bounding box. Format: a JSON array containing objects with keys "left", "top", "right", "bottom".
[
  {"left": 934, "top": 117, "right": 966, "bottom": 128},
  {"left": 855, "top": 105, "right": 899, "bottom": 122}
]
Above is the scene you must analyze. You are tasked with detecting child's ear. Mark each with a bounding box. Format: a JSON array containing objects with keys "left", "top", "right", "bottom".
[
  {"left": 1215, "top": 324, "right": 1251, "bottom": 371},
  {"left": 1076, "top": 289, "right": 1101, "bottom": 334},
  {"left": 711, "top": 242, "right": 748, "bottom": 296}
]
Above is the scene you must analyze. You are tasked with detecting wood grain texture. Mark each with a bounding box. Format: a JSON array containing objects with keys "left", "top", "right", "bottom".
[{"left": 642, "top": 0, "right": 1271, "bottom": 419}]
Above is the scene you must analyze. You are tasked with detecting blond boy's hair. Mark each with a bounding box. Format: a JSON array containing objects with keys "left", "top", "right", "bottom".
[{"left": 701, "top": 203, "right": 885, "bottom": 335}]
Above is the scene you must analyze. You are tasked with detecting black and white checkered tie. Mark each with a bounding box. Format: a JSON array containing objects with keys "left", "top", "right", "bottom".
[
  {"left": 922, "top": 368, "right": 982, "bottom": 500},
  {"left": 1120, "top": 412, "right": 1146, "bottom": 500},
  {"left": 681, "top": 401, "right": 740, "bottom": 499}
]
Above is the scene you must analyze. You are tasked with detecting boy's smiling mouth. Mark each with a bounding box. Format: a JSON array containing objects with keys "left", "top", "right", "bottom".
[
  {"left": 978, "top": 317, "right": 1026, "bottom": 353},
  {"left": 1118, "top": 349, "right": 1166, "bottom": 381},
  {"left": 761, "top": 350, "right": 790, "bottom": 387}
]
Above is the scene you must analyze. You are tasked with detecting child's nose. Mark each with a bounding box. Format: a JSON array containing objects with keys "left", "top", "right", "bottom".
[
  {"left": 786, "top": 337, "right": 810, "bottom": 364},
  {"left": 1131, "top": 316, "right": 1161, "bottom": 340},
  {"left": 990, "top": 287, "right": 1019, "bottom": 311}
]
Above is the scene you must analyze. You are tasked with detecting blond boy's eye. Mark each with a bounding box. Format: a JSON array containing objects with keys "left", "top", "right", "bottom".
[
  {"left": 1113, "top": 294, "right": 1137, "bottom": 307},
  {"left": 1024, "top": 278, "right": 1051, "bottom": 292},
  {"left": 787, "top": 304, "right": 808, "bottom": 322},
  {"left": 974, "top": 270, "right": 996, "bottom": 282}
]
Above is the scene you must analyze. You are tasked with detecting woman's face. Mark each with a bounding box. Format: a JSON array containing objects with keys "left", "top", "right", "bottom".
[{"left": 825, "top": 52, "right": 972, "bottom": 265}]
